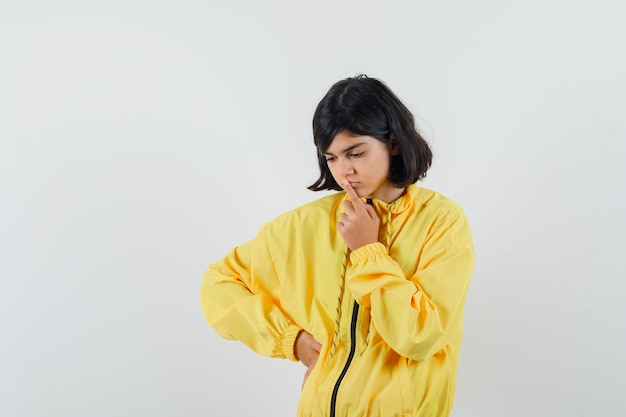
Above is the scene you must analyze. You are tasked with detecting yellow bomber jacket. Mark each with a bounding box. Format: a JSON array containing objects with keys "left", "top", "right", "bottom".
[{"left": 201, "top": 184, "right": 474, "bottom": 417}]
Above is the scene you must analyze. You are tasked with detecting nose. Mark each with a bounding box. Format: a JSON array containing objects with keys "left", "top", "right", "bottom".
[{"left": 337, "top": 158, "right": 355, "bottom": 178}]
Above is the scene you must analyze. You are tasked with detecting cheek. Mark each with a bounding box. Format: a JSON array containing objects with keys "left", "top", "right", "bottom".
[
  {"left": 371, "top": 160, "right": 391, "bottom": 179},
  {"left": 327, "top": 166, "right": 343, "bottom": 184}
]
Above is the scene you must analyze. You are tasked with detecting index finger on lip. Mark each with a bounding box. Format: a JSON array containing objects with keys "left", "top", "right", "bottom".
[{"left": 342, "top": 180, "right": 360, "bottom": 202}]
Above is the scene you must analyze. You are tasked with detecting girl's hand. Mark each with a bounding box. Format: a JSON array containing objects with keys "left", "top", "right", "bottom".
[
  {"left": 337, "top": 180, "right": 379, "bottom": 251},
  {"left": 294, "top": 331, "right": 321, "bottom": 389}
]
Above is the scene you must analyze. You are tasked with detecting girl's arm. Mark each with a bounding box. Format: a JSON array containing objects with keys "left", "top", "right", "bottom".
[
  {"left": 346, "top": 208, "right": 474, "bottom": 361},
  {"left": 200, "top": 225, "right": 301, "bottom": 361}
]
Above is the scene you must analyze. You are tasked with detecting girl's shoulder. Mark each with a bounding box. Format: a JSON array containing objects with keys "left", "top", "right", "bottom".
[{"left": 266, "top": 192, "right": 344, "bottom": 229}]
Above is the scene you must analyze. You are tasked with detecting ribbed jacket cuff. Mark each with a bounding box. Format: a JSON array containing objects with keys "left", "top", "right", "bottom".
[
  {"left": 350, "top": 242, "right": 387, "bottom": 264},
  {"left": 281, "top": 323, "right": 302, "bottom": 362}
]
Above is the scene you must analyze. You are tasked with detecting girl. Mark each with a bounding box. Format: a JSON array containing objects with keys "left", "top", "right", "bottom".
[{"left": 201, "top": 75, "right": 474, "bottom": 417}]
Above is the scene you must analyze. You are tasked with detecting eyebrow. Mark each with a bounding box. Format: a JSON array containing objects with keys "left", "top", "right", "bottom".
[{"left": 323, "top": 142, "right": 367, "bottom": 156}]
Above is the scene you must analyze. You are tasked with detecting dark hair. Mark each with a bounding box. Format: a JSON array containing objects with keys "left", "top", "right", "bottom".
[{"left": 308, "top": 75, "right": 432, "bottom": 192}]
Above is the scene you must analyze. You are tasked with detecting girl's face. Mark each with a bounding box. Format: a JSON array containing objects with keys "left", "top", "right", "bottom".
[{"left": 323, "top": 130, "right": 404, "bottom": 203}]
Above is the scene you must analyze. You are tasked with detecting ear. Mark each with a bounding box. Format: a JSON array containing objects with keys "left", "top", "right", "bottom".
[{"left": 388, "top": 134, "right": 400, "bottom": 156}]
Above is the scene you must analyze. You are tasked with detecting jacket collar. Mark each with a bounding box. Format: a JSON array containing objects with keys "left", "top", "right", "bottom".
[{"left": 342, "top": 183, "right": 417, "bottom": 214}]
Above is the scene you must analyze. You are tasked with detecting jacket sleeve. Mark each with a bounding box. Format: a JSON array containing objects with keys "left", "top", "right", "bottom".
[
  {"left": 200, "top": 224, "right": 301, "bottom": 361},
  {"left": 346, "top": 207, "right": 474, "bottom": 361}
]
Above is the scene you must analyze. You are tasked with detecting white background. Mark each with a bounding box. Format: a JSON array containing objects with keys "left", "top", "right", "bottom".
[{"left": 1, "top": 1, "right": 625, "bottom": 416}]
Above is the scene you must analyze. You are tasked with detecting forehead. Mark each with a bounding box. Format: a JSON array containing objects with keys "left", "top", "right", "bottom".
[{"left": 326, "top": 131, "right": 376, "bottom": 153}]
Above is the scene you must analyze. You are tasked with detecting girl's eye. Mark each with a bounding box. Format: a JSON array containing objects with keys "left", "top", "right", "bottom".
[
  {"left": 350, "top": 152, "right": 363, "bottom": 158},
  {"left": 325, "top": 157, "right": 335, "bottom": 163}
]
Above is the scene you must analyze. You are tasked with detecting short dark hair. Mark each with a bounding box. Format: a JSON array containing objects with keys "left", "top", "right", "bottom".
[{"left": 308, "top": 75, "right": 432, "bottom": 192}]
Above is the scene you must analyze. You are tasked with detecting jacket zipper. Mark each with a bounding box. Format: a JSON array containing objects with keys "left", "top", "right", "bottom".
[
  {"left": 329, "top": 300, "right": 359, "bottom": 417},
  {"left": 329, "top": 198, "right": 373, "bottom": 417}
]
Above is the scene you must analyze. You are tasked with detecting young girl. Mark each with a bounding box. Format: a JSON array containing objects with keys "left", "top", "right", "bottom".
[{"left": 201, "top": 75, "right": 474, "bottom": 417}]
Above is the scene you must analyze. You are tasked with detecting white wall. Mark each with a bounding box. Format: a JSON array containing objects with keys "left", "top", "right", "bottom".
[{"left": 1, "top": 1, "right": 625, "bottom": 416}]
